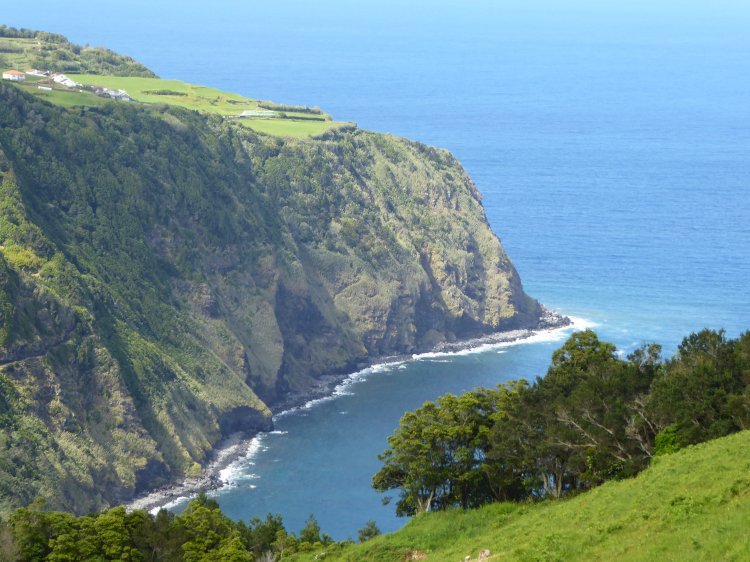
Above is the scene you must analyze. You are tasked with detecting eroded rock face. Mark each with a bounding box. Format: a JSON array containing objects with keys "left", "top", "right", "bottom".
[
  {"left": 0, "top": 85, "right": 551, "bottom": 512},
  {"left": 218, "top": 406, "right": 274, "bottom": 436}
]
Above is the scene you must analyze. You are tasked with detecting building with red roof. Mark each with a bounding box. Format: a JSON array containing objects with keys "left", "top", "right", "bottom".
[{"left": 2, "top": 70, "right": 26, "bottom": 81}]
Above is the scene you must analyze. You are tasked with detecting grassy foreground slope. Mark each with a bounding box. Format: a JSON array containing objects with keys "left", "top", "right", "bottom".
[{"left": 295, "top": 431, "right": 750, "bottom": 561}]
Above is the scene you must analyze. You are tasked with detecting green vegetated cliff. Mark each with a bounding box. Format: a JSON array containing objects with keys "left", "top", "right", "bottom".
[{"left": 0, "top": 79, "right": 549, "bottom": 513}]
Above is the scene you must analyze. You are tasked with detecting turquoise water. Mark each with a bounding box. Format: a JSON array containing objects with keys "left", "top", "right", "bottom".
[{"left": 6, "top": 0, "right": 750, "bottom": 539}]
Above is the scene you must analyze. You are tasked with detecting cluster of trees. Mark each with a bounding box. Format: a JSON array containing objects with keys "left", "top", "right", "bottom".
[
  {"left": 0, "top": 24, "right": 154, "bottom": 77},
  {"left": 142, "top": 90, "right": 188, "bottom": 97},
  {"left": 0, "top": 494, "right": 376, "bottom": 561},
  {"left": 27, "top": 44, "right": 155, "bottom": 78},
  {"left": 0, "top": 26, "right": 58, "bottom": 40},
  {"left": 256, "top": 102, "right": 323, "bottom": 115},
  {"left": 374, "top": 329, "right": 750, "bottom": 516}
]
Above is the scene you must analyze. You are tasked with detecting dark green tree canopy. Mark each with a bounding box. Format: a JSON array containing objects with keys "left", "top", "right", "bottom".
[{"left": 374, "top": 329, "right": 750, "bottom": 515}]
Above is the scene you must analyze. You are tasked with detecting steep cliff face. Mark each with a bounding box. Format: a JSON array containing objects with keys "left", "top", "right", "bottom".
[{"left": 0, "top": 83, "right": 548, "bottom": 513}]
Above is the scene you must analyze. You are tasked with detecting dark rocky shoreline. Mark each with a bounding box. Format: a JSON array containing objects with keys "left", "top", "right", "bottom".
[{"left": 125, "top": 308, "right": 571, "bottom": 513}]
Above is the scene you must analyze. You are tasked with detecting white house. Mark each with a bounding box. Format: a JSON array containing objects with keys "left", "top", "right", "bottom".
[
  {"left": 2, "top": 70, "right": 26, "bottom": 82},
  {"left": 100, "top": 88, "right": 132, "bottom": 102},
  {"left": 51, "top": 73, "right": 80, "bottom": 88}
]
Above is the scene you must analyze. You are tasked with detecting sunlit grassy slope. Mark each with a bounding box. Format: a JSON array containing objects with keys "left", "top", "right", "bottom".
[
  {"left": 67, "top": 74, "right": 348, "bottom": 138},
  {"left": 6, "top": 72, "right": 347, "bottom": 137},
  {"left": 2, "top": 32, "right": 349, "bottom": 137},
  {"left": 292, "top": 431, "right": 750, "bottom": 561},
  {"left": 69, "top": 75, "right": 264, "bottom": 114},
  {"left": 2, "top": 34, "right": 347, "bottom": 137},
  {"left": 236, "top": 118, "right": 346, "bottom": 138}
]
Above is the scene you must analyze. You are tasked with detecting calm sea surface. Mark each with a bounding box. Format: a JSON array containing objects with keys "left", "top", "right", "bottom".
[{"left": 6, "top": 0, "right": 750, "bottom": 539}]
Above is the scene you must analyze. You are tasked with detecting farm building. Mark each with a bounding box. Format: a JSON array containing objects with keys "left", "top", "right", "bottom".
[
  {"left": 2, "top": 70, "right": 26, "bottom": 81},
  {"left": 51, "top": 73, "right": 81, "bottom": 88}
]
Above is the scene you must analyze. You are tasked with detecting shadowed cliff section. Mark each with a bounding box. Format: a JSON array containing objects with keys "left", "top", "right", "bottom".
[{"left": 0, "top": 82, "right": 552, "bottom": 513}]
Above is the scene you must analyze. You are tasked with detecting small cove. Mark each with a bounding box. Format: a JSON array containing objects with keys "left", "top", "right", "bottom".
[{"left": 169, "top": 318, "right": 595, "bottom": 539}]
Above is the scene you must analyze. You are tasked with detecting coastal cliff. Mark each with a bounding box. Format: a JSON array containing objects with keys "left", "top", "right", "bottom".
[{"left": 0, "top": 71, "right": 559, "bottom": 513}]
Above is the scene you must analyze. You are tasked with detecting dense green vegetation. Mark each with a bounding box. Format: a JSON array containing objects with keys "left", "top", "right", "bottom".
[
  {"left": 0, "top": 494, "right": 339, "bottom": 561},
  {"left": 4, "top": 420, "right": 749, "bottom": 562},
  {"left": 0, "top": 25, "right": 154, "bottom": 77},
  {"left": 0, "top": 74, "right": 541, "bottom": 513},
  {"left": 1, "top": 329, "right": 748, "bottom": 561},
  {"left": 373, "top": 329, "right": 750, "bottom": 516}
]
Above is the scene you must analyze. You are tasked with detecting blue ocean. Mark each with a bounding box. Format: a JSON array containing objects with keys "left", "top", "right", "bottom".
[{"left": 6, "top": 0, "right": 749, "bottom": 540}]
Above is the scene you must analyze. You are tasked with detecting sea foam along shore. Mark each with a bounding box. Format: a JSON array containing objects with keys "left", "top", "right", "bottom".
[{"left": 126, "top": 312, "right": 588, "bottom": 514}]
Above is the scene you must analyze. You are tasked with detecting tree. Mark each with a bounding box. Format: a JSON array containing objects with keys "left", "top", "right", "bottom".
[
  {"left": 0, "top": 517, "right": 19, "bottom": 562},
  {"left": 489, "top": 333, "right": 661, "bottom": 500},
  {"left": 93, "top": 507, "right": 143, "bottom": 561},
  {"left": 357, "top": 520, "right": 381, "bottom": 543},
  {"left": 373, "top": 389, "right": 500, "bottom": 515},
  {"left": 237, "top": 513, "right": 285, "bottom": 558},
  {"left": 179, "top": 496, "right": 240, "bottom": 562},
  {"left": 545, "top": 330, "right": 618, "bottom": 395},
  {"left": 647, "top": 329, "right": 748, "bottom": 447},
  {"left": 9, "top": 501, "right": 60, "bottom": 562},
  {"left": 486, "top": 381, "right": 547, "bottom": 500},
  {"left": 299, "top": 514, "right": 323, "bottom": 545},
  {"left": 272, "top": 528, "right": 298, "bottom": 559},
  {"left": 545, "top": 342, "right": 660, "bottom": 484}
]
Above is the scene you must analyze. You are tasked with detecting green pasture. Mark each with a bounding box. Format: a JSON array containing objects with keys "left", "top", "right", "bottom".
[
  {"left": 2, "top": 76, "right": 108, "bottom": 108},
  {"left": 30, "top": 87, "right": 109, "bottom": 108},
  {"left": 2, "top": 34, "right": 347, "bottom": 138},
  {"left": 69, "top": 74, "right": 264, "bottom": 115},
  {"left": 237, "top": 118, "right": 345, "bottom": 138},
  {"left": 67, "top": 74, "right": 343, "bottom": 138}
]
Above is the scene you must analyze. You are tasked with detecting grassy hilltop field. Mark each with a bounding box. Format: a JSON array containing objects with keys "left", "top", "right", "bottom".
[
  {"left": 0, "top": 27, "right": 351, "bottom": 138},
  {"left": 65, "top": 74, "right": 350, "bottom": 138}
]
